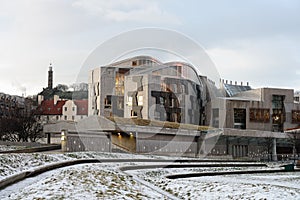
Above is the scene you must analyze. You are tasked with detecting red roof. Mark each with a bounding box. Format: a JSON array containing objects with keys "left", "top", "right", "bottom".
[
  {"left": 74, "top": 100, "right": 88, "bottom": 115},
  {"left": 37, "top": 99, "right": 67, "bottom": 115}
]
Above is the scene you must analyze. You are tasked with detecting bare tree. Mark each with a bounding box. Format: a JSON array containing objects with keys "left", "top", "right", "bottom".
[
  {"left": 288, "top": 130, "right": 300, "bottom": 161},
  {"left": 261, "top": 136, "right": 274, "bottom": 161},
  {"left": 55, "top": 84, "right": 69, "bottom": 92},
  {"left": 0, "top": 114, "right": 43, "bottom": 142},
  {"left": 0, "top": 117, "right": 21, "bottom": 141},
  {"left": 69, "top": 83, "right": 88, "bottom": 91},
  {"left": 18, "top": 115, "right": 43, "bottom": 142}
]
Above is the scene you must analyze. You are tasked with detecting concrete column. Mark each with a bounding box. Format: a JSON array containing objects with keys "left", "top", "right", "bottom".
[
  {"left": 240, "top": 146, "right": 243, "bottom": 157},
  {"left": 272, "top": 138, "right": 277, "bottom": 161},
  {"left": 135, "top": 131, "right": 138, "bottom": 153},
  {"left": 242, "top": 146, "right": 246, "bottom": 157},
  {"left": 108, "top": 133, "right": 112, "bottom": 153},
  {"left": 196, "top": 136, "right": 202, "bottom": 157},
  {"left": 47, "top": 133, "right": 51, "bottom": 144},
  {"left": 233, "top": 145, "right": 236, "bottom": 158},
  {"left": 61, "top": 130, "right": 68, "bottom": 152}
]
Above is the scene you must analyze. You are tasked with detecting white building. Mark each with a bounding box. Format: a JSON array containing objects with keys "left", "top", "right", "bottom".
[{"left": 37, "top": 95, "right": 88, "bottom": 124}]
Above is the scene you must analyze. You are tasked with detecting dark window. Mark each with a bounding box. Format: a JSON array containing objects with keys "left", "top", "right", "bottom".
[
  {"left": 272, "top": 95, "right": 284, "bottom": 109},
  {"left": 272, "top": 95, "right": 285, "bottom": 132},
  {"left": 131, "top": 110, "right": 137, "bottom": 117},
  {"left": 159, "top": 97, "right": 164, "bottom": 105},
  {"left": 234, "top": 109, "right": 246, "bottom": 129},
  {"left": 104, "top": 96, "right": 112, "bottom": 108},
  {"left": 212, "top": 108, "right": 219, "bottom": 128}
]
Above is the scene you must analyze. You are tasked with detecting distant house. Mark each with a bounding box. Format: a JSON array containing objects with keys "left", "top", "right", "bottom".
[
  {"left": 62, "top": 99, "right": 88, "bottom": 121},
  {"left": 36, "top": 95, "right": 67, "bottom": 124},
  {"left": 36, "top": 95, "right": 88, "bottom": 123}
]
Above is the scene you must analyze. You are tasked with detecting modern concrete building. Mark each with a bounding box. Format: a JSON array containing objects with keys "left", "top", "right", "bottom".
[
  {"left": 294, "top": 91, "right": 300, "bottom": 103},
  {"left": 41, "top": 56, "right": 300, "bottom": 160},
  {"left": 209, "top": 81, "right": 300, "bottom": 132},
  {"left": 89, "top": 56, "right": 205, "bottom": 125}
]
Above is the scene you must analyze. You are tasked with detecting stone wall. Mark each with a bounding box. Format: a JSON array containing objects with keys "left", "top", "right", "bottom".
[{"left": 66, "top": 133, "right": 111, "bottom": 152}]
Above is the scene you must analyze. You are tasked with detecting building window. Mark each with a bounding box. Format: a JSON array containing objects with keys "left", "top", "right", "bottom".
[
  {"left": 234, "top": 109, "right": 246, "bottom": 129},
  {"left": 127, "top": 96, "right": 133, "bottom": 106},
  {"left": 115, "top": 71, "right": 125, "bottom": 95},
  {"left": 169, "top": 98, "right": 174, "bottom": 108},
  {"left": 72, "top": 107, "right": 75, "bottom": 111},
  {"left": 132, "top": 61, "right": 137, "bottom": 66},
  {"left": 272, "top": 95, "right": 284, "bottom": 109},
  {"left": 56, "top": 116, "right": 59, "bottom": 120},
  {"left": 249, "top": 108, "right": 270, "bottom": 123},
  {"left": 104, "top": 96, "right": 112, "bottom": 109},
  {"left": 131, "top": 110, "right": 137, "bottom": 117},
  {"left": 64, "top": 116, "right": 67, "bottom": 120},
  {"left": 292, "top": 110, "right": 300, "bottom": 123},
  {"left": 117, "top": 97, "right": 124, "bottom": 109},
  {"left": 72, "top": 116, "right": 75, "bottom": 120},
  {"left": 159, "top": 97, "right": 164, "bottom": 105},
  {"left": 272, "top": 95, "right": 285, "bottom": 132},
  {"left": 64, "top": 107, "right": 67, "bottom": 111},
  {"left": 212, "top": 108, "right": 219, "bottom": 128}
]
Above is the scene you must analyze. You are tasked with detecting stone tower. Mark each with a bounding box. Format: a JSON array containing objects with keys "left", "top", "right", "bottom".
[{"left": 48, "top": 63, "right": 53, "bottom": 89}]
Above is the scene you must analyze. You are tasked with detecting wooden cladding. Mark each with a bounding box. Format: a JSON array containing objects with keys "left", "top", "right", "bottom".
[
  {"left": 249, "top": 108, "right": 270, "bottom": 123},
  {"left": 292, "top": 110, "right": 300, "bottom": 124}
]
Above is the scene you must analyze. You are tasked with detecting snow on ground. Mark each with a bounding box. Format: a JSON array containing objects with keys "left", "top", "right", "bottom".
[
  {"left": 132, "top": 167, "right": 300, "bottom": 199},
  {"left": 0, "top": 145, "right": 24, "bottom": 151},
  {"left": 0, "top": 152, "right": 165, "bottom": 181},
  {"left": 5, "top": 163, "right": 164, "bottom": 200},
  {"left": 0, "top": 152, "right": 299, "bottom": 199}
]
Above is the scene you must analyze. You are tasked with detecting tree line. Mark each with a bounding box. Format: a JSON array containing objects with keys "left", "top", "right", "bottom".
[{"left": 0, "top": 112, "right": 43, "bottom": 142}]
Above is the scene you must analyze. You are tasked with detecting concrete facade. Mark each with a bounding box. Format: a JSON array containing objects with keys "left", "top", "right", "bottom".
[
  {"left": 207, "top": 85, "right": 300, "bottom": 133},
  {"left": 89, "top": 56, "right": 204, "bottom": 125},
  {"left": 41, "top": 56, "right": 300, "bottom": 160}
]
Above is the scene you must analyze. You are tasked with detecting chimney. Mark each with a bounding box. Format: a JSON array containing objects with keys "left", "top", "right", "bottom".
[
  {"left": 48, "top": 63, "right": 53, "bottom": 89},
  {"left": 38, "top": 95, "right": 44, "bottom": 105},
  {"left": 54, "top": 95, "right": 59, "bottom": 105}
]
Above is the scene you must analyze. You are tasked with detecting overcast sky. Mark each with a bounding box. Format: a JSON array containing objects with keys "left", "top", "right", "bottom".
[{"left": 0, "top": 0, "right": 300, "bottom": 96}]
